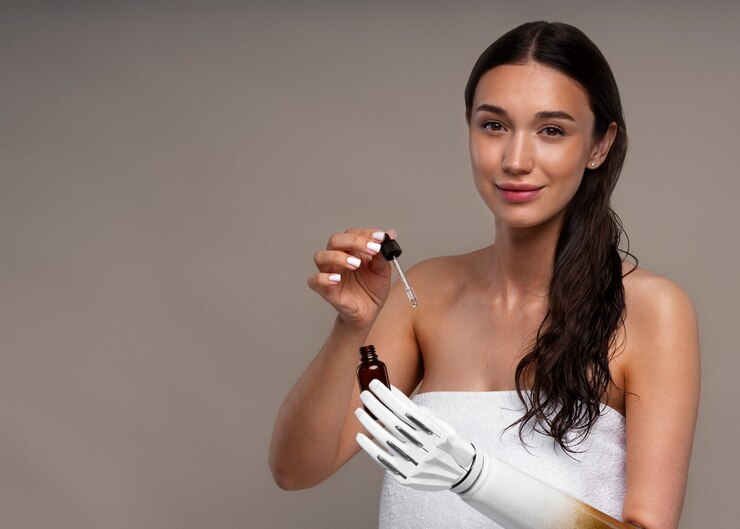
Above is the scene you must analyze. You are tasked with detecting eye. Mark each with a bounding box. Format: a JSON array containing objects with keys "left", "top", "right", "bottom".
[
  {"left": 540, "top": 125, "right": 566, "bottom": 137},
  {"left": 481, "top": 120, "right": 506, "bottom": 133}
]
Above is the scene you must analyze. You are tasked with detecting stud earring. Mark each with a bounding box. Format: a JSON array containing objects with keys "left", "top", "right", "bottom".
[{"left": 590, "top": 161, "right": 596, "bottom": 168}]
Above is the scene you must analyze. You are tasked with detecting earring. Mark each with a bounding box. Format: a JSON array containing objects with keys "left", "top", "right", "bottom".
[{"left": 590, "top": 161, "right": 597, "bottom": 168}]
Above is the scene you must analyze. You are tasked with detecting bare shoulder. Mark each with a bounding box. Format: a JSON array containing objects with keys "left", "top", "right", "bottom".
[
  {"left": 622, "top": 265, "right": 697, "bottom": 328},
  {"left": 407, "top": 249, "right": 483, "bottom": 276},
  {"left": 620, "top": 264, "right": 700, "bottom": 384},
  {"left": 405, "top": 247, "right": 490, "bottom": 303}
]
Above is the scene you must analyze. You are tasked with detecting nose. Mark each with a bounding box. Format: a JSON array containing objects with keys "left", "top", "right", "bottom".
[{"left": 502, "top": 132, "right": 534, "bottom": 175}]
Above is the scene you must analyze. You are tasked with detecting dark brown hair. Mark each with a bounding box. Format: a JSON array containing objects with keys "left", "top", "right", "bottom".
[{"left": 465, "top": 21, "right": 633, "bottom": 452}]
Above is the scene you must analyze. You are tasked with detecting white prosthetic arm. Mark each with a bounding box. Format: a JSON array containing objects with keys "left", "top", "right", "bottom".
[{"left": 355, "top": 380, "right": 636, "bottom": 529}]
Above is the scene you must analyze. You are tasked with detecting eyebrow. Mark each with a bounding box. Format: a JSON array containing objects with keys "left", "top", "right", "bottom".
[{"left": 475, "top": 104, "right": 576, "bottom": 122}]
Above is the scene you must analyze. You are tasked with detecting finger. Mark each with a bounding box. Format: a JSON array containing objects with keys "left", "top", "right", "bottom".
[
  {"left": 360, "top": 390, "right": 427, "bottom": 449},
  {"left": 344, "top": 228, "right": 391, "bottom": 241},
  {"left": 326, "top": 231, "right": 384, "bottom": 256},
  {"left": 389, "top": 386, "right": 441, "bottom": 437},
  {"left": 313, "top": 250, "right": 363, "bottom": 273},
  {"left": 370, "top": 381, "right": 442, "bottom": 438},
  {"left": 307, "top": 272, "right": 343, "bottom": 293},
  {"left": 355, "top": 408, "right": 422, "bottom": 466},
  {"left": 356, "top": 433, "right": 409, "bottom": 481},
  {"left": 421, "top": 406, "right": 460, "bottom": 439},
  {"left": 345, "top": 228, "right": 396, "bottom": 240},
  {"left": 390, "top": 384, "right": 422, "bottom": 412}
]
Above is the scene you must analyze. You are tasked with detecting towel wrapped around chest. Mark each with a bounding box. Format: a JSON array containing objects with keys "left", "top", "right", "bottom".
[{"left": 379, "top": 391, "right": 626, "bottom": 529}]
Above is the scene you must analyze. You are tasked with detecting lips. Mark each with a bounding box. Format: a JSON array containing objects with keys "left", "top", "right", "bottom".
[{"left": 495, "top": 183, "right": 544, "bottom": 203}]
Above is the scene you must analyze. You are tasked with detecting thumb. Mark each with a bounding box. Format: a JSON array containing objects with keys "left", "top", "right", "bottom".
[{"left": 437, "top": 436, "right": 475, "bottom": 469}]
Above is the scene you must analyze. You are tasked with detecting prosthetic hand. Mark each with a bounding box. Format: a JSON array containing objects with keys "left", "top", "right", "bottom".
[
  {"left": 355, "top": 381, "right": 478, "bottom": 491},
  {"left": 355, "top": 380, "right": 635, "bottom": 529}
]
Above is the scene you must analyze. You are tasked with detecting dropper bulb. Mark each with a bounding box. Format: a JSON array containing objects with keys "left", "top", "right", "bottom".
[{"left": 380, "top": 233, "right": 402, "bottom": 261}]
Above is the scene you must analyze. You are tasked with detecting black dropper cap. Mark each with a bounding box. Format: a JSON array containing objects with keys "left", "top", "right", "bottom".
[
  {"left": 378, "top": 233, "right": 418, "bottom": 307},
  {"left": 380, "top": 233, "right": 402, "bottom": 261}
]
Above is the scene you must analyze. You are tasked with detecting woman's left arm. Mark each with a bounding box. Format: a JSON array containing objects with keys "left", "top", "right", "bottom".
[{"left": 620, "top": 276, "right": 700, "bottom": 529}]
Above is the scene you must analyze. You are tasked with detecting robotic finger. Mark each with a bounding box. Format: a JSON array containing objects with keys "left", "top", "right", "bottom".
[
  {"left": 356, "top": 432, "right": 410, "bottom": 480},
  {"left": 359, "top": 389, "right": 428, "bottom": 449},
  {"left": 367, "top": 380, "right": 441, "bottom": 439},
  {"left": 355, "top": 407, "right": 422, "bottom": 466}
]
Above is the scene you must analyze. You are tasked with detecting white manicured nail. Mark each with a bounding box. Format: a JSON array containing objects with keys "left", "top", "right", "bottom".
[
  {"left": 366, "top": 241, "right": 381, "bottom": 253},
  {"left": 347, "top": 256, "right": 361, "bottom": 268},
  {"left": 371, "top": 231, "right": 386, "bottom": 242},
  {"left": 328, "top": 274, "right": 341, "bottom": 282}
]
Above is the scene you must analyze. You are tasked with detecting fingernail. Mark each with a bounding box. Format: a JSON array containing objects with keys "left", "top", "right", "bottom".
[
  {"left": 347, "top": 256, "right": 361, "bottom": 268},
  {"left": 328, "top": 274, "right": 341, "bottom": 282},
  {"left": 366, "top": 241, "right": 381, "bottom": 253},
  {"left": 371, "top": 231, "right": 386, "bottom": 242}
]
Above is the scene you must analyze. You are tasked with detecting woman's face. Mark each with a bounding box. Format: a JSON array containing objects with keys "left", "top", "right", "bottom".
[{"left": 469, "top": 61, "right": 603, "bottom": 230}]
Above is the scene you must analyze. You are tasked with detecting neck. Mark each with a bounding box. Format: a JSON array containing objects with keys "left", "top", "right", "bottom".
[{"left": 485, "top": 217, "right": 563, "bottom": 304}]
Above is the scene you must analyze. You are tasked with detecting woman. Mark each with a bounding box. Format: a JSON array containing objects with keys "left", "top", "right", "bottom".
[{"left": 269, "top": 21, "right": 699, "bottom": 529}]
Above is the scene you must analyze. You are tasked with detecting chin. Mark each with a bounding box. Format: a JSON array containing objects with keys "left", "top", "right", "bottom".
[
  {"left": 492, "top": 209, "right": 563, "bottom": 231},
  {"left": 499, "top": 219, "right": 545, "bottom": 230}
]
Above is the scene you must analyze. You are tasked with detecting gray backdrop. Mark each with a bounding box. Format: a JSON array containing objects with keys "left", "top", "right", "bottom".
[{"left": 1, "top": 1, "right": 738, "bottom": 528}]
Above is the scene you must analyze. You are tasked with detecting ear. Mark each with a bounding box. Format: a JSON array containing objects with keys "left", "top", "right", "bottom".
[{"left": 587, "top": 122, "right": 618, "bottom": 170}]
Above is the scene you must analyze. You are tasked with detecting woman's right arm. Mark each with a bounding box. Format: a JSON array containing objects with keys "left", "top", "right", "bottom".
[{"left": 268, "top": 228, "right": 422, "bottom": 490}]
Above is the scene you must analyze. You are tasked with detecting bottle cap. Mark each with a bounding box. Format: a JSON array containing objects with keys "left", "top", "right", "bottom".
[{"left": 380, "top": 233, "right": 402, "bottom": 260}]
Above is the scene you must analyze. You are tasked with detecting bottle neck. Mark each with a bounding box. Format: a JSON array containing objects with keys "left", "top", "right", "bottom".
[{"left": 359, "top": 345, "right": 378, "bottom": 363}]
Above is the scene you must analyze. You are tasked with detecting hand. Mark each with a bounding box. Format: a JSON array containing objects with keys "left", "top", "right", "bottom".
[
  {"left": 355, "top": 380, "right": 476, "bottom": 491},
  {"left": 307, "top": 228, "right": 394, "bottom": 327}
]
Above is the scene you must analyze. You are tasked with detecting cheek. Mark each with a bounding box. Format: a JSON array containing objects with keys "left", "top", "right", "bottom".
[
  {"left": 469, "top": 139, "right": 492, "bottom": 200},
  {"left": 469, "top": 136, "right": 500, "bottom": 176},
  {"left": 537, "top": 142, "right": 589, "bottom": 181}
]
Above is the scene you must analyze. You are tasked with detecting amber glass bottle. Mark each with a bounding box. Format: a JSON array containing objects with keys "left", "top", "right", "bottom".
[{"left": 357, "top": 345, "right": 390, "bottom": 417}]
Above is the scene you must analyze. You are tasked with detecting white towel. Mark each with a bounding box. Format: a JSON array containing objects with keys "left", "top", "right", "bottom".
[{"left": 379, "top": 391, "right": 626, "bottom": 529}]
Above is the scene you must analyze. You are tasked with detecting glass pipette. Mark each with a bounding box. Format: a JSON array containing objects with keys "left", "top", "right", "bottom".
[{"left": 380, "top": 234, "right": 418, "bottom": 308}]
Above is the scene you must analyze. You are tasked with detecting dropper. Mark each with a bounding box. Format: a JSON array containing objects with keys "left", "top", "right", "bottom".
[{"left": 380, "top": 233, "right": 418, "bottom": 308}]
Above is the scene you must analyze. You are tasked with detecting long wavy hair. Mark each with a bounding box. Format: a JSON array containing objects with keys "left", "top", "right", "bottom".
[{"left": 464, "top": 21, "right": 634, "bottom": 452}]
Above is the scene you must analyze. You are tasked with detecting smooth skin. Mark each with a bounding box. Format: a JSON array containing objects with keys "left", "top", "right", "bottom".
[{"left": 269, "top": 62, "right": 700, "bottom": 529}]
